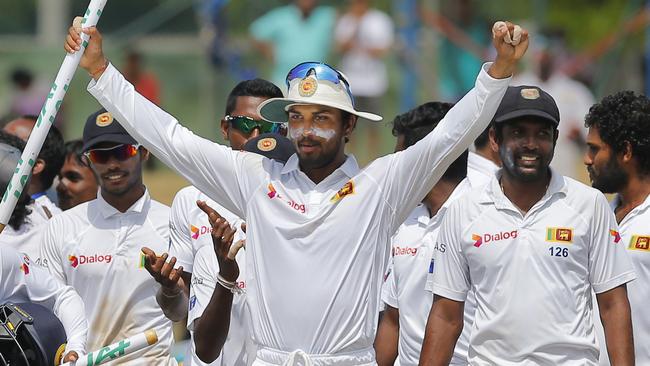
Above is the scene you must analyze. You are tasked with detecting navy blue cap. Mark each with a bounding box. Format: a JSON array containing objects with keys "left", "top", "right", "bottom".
[
  {"left": 243, "top": 133, "right": 295, "bottom": 163},
  {"left": 493, "top": 85, "right": 560, "bottom": 126},
  {"left": 82, "top": 109, "right": 137, "bottom": 152}
]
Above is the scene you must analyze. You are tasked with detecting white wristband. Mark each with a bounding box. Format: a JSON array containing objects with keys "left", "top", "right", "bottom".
[{"left": 217, "top": 273, "right": 244, "bottom": 294}]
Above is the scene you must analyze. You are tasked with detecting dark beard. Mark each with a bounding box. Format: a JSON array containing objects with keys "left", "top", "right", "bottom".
[{"left": 590, "top": 157, "right": 628, "bottom": 193}]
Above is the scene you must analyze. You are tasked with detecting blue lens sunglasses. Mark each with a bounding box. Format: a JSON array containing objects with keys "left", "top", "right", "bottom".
[{"left": 285, "top": 62, "right": 355, "bottom": 107}]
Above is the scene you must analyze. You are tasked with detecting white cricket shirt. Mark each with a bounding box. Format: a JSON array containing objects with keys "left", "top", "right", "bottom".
[
  {"left": 168, "top": 185, "right": 243, "bottom": 274},
  {"left": 88, "top": 62, "right": 509, "bottom": 364},
  {"left": 40, "top": 190, "right": 177, "bottom": 365},
  {"left": 31, "top": 194, "right": 62, "bottom": 224},
  {"left": 0, "top": 217, "right": 44, "bottom": 262},
  {"left": 467, "top": 151, "right": 498, "bottom": 188},
  {"left": 382, "top": 179, "right": 470, "bottom": 365},
  {"left": 432, "top": 170, "right": 636, "bottom": 365},
  {"left": 188, "top": 245, "right": 251, "bottom": 366},
  {"left": 613, "top": 193, "right": 650, "bottom": 364},
  {"left": 0, "top": 245, "right": 88, "bottom": 354}
]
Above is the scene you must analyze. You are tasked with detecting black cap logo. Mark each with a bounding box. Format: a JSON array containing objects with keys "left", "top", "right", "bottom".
[
  {"left": 96, "top": 112, "right": 114, "bottom": 127},
  {"left": 520, "top": 88, "right": 540, "bottom": 100}
]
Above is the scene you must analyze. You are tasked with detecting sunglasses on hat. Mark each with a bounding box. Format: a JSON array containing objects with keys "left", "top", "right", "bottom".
[
  {"left": 84, "top": 144, "right": 141, "bottom": 164},
  {"left": 285, "top": 62, "right": 355, "bottom": 106},
  {"left": 226, "top": 115, "right": 283, "bottom": 135}
]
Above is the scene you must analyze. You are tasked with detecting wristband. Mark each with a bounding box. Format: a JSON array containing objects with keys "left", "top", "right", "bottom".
[
  {"left": 89, "top": 59, "right": 109, "bottom": 79},
  {"left": 216, "top": 273, "right": 244, "bottom": 294}
]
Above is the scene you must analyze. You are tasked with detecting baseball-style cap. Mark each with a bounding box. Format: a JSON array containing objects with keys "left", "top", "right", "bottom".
[
  {"left": 243, "top": 133, "right": 296, "bottom": 163},
  {"left": 493, "top": 85, "right": 560, "bottom": 126},
  {"left": 258, "top": 62, "right": 383, "bottom": 123},
  {"left": 82, "top": 109, "right": 137, "bottom": 152},
  {"left": 0, "top": 143, "right": 21, "bottom": 194}
]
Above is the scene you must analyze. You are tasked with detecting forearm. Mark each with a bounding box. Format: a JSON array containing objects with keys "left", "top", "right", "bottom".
[
  {"left": 599, "top": 293, "right": 634, "bottom": 365},
  {"left": 156, "top": 286, "right": 189, "bottom": 322},
  {"left": 53, "top": 286, "right": 88, "bottom": 354},
  {"left": 419, "top": 302, "right": 463, "bottom": 366},
  {"left": 193, "top": 285, "right": 234, "bottom": 363},
  {"left": 374, "top": 306, "right": 399, "bottom": 366}
]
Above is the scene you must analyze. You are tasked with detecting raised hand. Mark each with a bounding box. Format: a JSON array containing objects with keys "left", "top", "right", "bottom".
[
  {"left": 141, "top": 247, "right": 184, "bottom": 296},
  {"left": 197, "top": 200, "right": 241, "bottom": 282},
  {"left": 488, "top": 21, "right": 530, "bottom": 79},
  {"left": 64, "top": 16, "right": 108, "bottom": 78}
]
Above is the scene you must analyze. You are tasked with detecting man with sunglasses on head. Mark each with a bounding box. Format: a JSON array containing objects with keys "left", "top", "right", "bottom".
[
  {"left": 40, "top": 109, "right": 178, "bottom": 365},
  {"left": 67, "top": 20, "right": 528, "bottom": 365},
  {"left": 144, "top": 79, "right": 286, "bottom": 366}
]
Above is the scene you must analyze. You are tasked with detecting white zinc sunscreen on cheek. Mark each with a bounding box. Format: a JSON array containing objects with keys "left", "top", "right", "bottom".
[{"left": 289, "top": 127, "right": 337, "bottom": 141}]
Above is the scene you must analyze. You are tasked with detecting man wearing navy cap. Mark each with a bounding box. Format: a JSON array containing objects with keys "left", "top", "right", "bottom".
[
  {"left": 40, "top": 110, "right": 178, "bottom": 365},
  {"left": 422, "top": 86, "right": 635, "bottom": 365}
]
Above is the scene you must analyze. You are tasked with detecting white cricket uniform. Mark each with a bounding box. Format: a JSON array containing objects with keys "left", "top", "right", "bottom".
[
  {"left": 432, "top": 171, "right": 636, "bottom": 365},
  {"left": 170, "top": 185, "right": 249, "bottom": 366},
  {"left": 168, "top": 185, "right": 243, "bottom": 274},
  {"left": 31, "top": 194, "right": 62, "bottom": 224},
  {"left": 595, "top": 193, "right": 650, "bottom": 365},
  {"left": 188, "top": 245, "right": 251, "bottom": 366},
  {"left": 382, "top": 180, "right": 471, "bottom": 365},
  {"left": 40, "top": 190, "right": 177, "bottom": 365},
  {"left": 466, "top": 151, "right": 498, "bottom": 188},
  {"left": 88, "top": 62, "right": 509, "bottom": 365},
  {"left": 0, "top": 245, "right": 88, "bottom": 355},
  {"left": 0, "top": 217, "right": 43, "bottom": 261}
]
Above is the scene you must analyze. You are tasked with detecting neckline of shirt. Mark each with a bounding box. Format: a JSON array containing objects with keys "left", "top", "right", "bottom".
[
  {"left": 96, "top": 188, "right": 150, "bottom": 219},
  {"left": 280, "top": 154, "right": 360, "bottom": 180}
]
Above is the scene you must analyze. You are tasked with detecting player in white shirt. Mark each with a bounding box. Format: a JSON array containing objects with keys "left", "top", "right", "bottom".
[
  {"left": 584, "top": 91, "right": 650, "bottom": 365},
  {"left": 468, "top": 126, "right": 500, "bottom": 188},
  {"left": 3, "top": 116, "right": 64, "bottom": 223},
  {"left": 422, "top": 85, "right": 636, "bottom": 365},
  {"left": 40, "top": 110, "right": 177, "bottom": 365},
  {"left": 67, "top": 21, "right": 528, "bottom": 365},
  {"left": 375, "top": 102, "right": 472, "bottom": 366}
]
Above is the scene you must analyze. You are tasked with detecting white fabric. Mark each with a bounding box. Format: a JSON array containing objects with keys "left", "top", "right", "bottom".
[
  {"left": 334, "top": 10, "right": 394, "bottom": 97},
  {"left": 40, "top": 190, "right": 177, "bottom": 365},
  {"left": 432, "top": 170, "right": 636, "bottom": 365},
  {"left": 0, "top": 245, "right": 88, "bottom": 355},
  {"left": 87, "top": 62, "right": 509, "bottom": 364},
  {"left": 168, "top": 185, "right": 243, "bottom": 274},
  {"left": 187, "top": 240, "right": 251, "bottom": 366},
  {"left": 381, "top": 180, "right": 470, "bottom": 365},
  {"left": 595, "top": 194, "right": 650, "bottom": 365},
  {"left": 31, "top": 194, "right": 62, "bottom": 224},
  {"left": 466, "top": 151, "right": 498, "bottom": 189}
]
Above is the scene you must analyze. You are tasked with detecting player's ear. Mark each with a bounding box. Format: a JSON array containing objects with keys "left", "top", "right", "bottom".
[
  {"left": 139, "top": 147, "right": 150, "bottom": 162},
  {"left": 32, "top": 159, "right": 46, "bottom": 175},
  {"left": 489, "top": 126, "right": 499, "bottom": 153},
  {"left": 221, "top": 118, "right": 229, "bottom": 141}
]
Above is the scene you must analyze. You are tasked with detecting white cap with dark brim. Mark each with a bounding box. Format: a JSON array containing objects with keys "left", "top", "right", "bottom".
[{"left": 258, "top": 77, "right": 383, "bottom": 123}]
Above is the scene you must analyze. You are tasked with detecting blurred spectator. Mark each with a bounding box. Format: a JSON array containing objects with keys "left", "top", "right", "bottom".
[
  {"left": 9, "top": 68, "right": 49, "bottom": 117},
  {"left": 437, "top": 0, "right": 488, "bottom": 101},
  {"left": 514, "top": 38, "right": 595, "bottom": 180},
  {"left": 56, "top": 140, "right": 98, "bottom": 211},
  {"left": 3, "top": 116, "right": 64, "bottom": 223},
  {"left": 250, "top": 0, "right": 336, "bottom": 87},
  {"left": 334, "top": 0, "right": 394, "bottom": 115},
  {"left": 123, "top": 49, "right": 161, "bottom": 105}
]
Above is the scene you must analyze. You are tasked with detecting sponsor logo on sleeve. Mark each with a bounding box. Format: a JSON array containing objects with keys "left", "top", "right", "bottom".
[
  {"left": 629, "top": 235, "right": 650, "bottom": 251},
  {"left": 472, "top": 230, "right": 518, "bottom": 248},
  {"left": 331, "top": 181, "right": 354, "bottom": 203},
  {"left": 69, "top": 253, "right": 112, "bottom": 268},
  {"left": 610, "top": 230, "right": 621, "bottom": 243},
  {"left": 20, "top": 255, "right": 30, "bottom": 275},
  {"left": 546, "top": 227, "right": 573, "bottom": 243}
]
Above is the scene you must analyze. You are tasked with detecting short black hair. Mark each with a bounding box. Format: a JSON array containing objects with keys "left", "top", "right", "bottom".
[
  {"left": 392, "top": 102, "right": 468, "bottom": 181},
  {"left": 64, "top": 139, "right": 86, "bottom": 165},
  {"left": 18, "top": 116, "right": 66, "bottom": 190},
  {"left": 225, "top": 79, "right": 283, "bottom": 116},
  {"left": 0, "top": 131, "right": 31, "bottom": 230},
  {"left": 474, "top": 125, "right": 492, "bottom": 149},
  {"left": 585, "top": 91, "right": 650, "bottom": 175}
]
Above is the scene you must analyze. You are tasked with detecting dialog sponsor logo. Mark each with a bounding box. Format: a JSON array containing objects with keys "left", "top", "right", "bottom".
[
  {"left": 610, "top": 230, "right": 621, "bottom": 243},
  {"left": 69, "top": 254, "right": 112, "bottom": 268},
  {"left": 393, "top": 246, "right": 418, "bottom": 256},
  {"left": 473, "top": 230, "right": 518, "bottom": 247},
  {"left": 191, "top": 225, "right": 212, "bottom": 240}
]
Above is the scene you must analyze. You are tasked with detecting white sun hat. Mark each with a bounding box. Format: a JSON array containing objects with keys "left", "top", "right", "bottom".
[{"left": 258, "top": 61, "right": 383, "bottom": 123}]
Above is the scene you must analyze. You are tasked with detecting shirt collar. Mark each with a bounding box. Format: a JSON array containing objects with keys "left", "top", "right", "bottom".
[
  {"left": 468, "top": 151, "right": 499, "bottom": 174},
  {"left": 96, "top": 188, "right": 150, "bottom": 219},
  {"left": 479, "top": 168, "right": 567, "bottom": 209},
  {"left": 611, "top": 192, "right": 650, "bottom": 217},
  {"left": 281, "top": 154, "right": 360, "bottom": 179}
]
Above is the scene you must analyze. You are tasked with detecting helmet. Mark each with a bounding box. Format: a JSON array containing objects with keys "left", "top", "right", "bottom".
[{"left": 0, "top": 303, "right": 67, "bottom": 366}]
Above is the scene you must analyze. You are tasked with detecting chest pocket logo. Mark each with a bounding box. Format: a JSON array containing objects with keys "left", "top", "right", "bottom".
[
  {"left": 331, "top": 180, "right": 354, "bottom": 203},
  {"left": 630, "top": 235, "right": 650, "bottom": 251}
]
